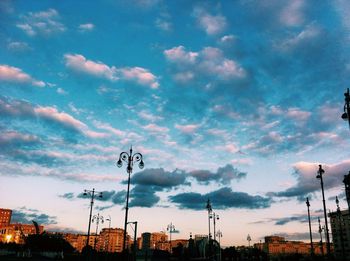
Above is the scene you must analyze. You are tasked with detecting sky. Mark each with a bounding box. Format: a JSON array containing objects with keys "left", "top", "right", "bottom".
[{"left": 1, "top": 0, "right": 350, "bottom": 246}]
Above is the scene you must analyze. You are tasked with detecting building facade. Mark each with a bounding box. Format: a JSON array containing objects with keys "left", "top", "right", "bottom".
[
  {"left": 0, "top": 224, "right": 44, "bottom": 244},
  {"left": 0, "top": 208, "right": 12, "bottom": 227},
  {"left": 329, "top": 209, "right": 350, "bottom": 260}
]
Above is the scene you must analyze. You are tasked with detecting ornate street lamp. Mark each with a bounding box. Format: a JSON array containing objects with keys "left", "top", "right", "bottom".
[
  {"left": 316, "top": 165, "right": 331, "bottom": 256},
  {"left": 117, "top": 146, "right": 144, "bottom": 252},
  {"left": 167, "top": 222, "right": 176, "bottom": 253},
  {"left": 306, "top": 197, "right": 314, "bottom": 256},
  {"left": 92, "top": 213, "right": 104, "bottom": 250},
  {"left": 83, "top": 188, "right": 103, "bottom": 250},
  {"left": 341, "top": 88, "right": 350, "bottom": 129}
]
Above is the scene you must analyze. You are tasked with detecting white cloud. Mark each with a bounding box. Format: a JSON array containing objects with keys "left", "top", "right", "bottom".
[
  {"left": 193, "top": 8, "right": 227, "bottom": 35},
  {"left": 17, "top": 8, "right": 65, "bottom": 36},
  {"left": 78, "top": 23, "right": 95, "bottom": 32},
  {"left": 118, "top": 67, "right": 159, "bottom": 89},
  {"left": 0, "top": 64, "right": 45, "bottom": 87},
  {"left": 155, "top": 18, "right": 172, "bottom": 31},
  {"left": 64, "top": 54, "right": 118, "bottom": 81},
  {"left": 64, "top": 53, "right": 159, "bottom": 88},
  {"left": 143, "top": 123, "right": 169, "bottom": 133},
  {"left": 138, "top": 110, "right": 163, "bottom": 122},
  {"left": 56, "top": 88, "right": 68, "bottom": 95},
  {"left": 7, "top": 41, "right": 31, "bottom": 51},
  {"left": 280, "top": 0, "right": 305, "bottom": 27},
  {"left": 164, "top": 46, "right": 198, "bottom": 64},
  {"left": 175, "top": 124, "right": 200, "bottom": 134}
]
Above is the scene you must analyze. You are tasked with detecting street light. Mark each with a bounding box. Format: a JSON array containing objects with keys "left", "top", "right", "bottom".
[
  {"left": 318, "top": 217, "right": 324, "bottom": 257},
  {"left": 341, "top": 88, "right": 350, "bottom": 128},
  {"left": 105, "top": 215, "right": 111, "bottom": 252},
  {"left": 167, "top": 222, "right": 176, "bottom": 253},
  {"left": 336, "top": 196, "right": 345, "bottom": 260},
  {"left": 306, "top": 197, "right": 314, "bottom": 256},
  {"left": 117, "top": 146, "right": 144, "bottom": 252},
  {"left": 316, "top": 165, "right": 331, "bottom": 256},
  {"left": 212, "top": 213, "right": 219, "bottom": 242},
  {"left": 92, "top": 213, "right": 104, "bottom": 251},
  {"left": 206, "top": 199, "right": 212, "bottom": 241},
  {"left": 247, "top": 234, "right": 251, "bottom": 247},
  {"left": 83, "top": 188, "right": 103, "bottom": 250}
]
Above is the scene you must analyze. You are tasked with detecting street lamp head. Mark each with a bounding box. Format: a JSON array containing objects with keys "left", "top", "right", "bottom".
[
  {"left": 336, "top": 196, "right": 339, "bottom": 206},
  {"left": 317, "top": 165, "right": 324, "bottom": 179},
  {"left": 342, "top": 112, "right": 348, "bottom": 120},
  {"left": 117, "top": 159, "right": 122, "bottom": 168},
  {"left": 139, "top": 160, "right": 144, "bottom": 169},
  {"left": 306, "top": 197, "right": 310, "bottom": 207},
  {"left": 99, "top": 192, "right": 103, "bottom": 198}
]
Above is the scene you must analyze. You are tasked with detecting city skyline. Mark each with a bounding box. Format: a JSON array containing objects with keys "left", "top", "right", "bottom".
[{"left": 1, "top": 0, "right": 350, "bottom": 246}]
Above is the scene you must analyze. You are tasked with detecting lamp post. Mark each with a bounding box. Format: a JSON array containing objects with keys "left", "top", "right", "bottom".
[
  {"left": 247, "top": 234, "right": 251, "bottom": 247},
  {"left": 343, "top": 172, "right": 350, "bottom": 211},
  {"left": 216, "top": 230, "right": 222, "bottom": 261},
  {"left": 206, "top": 199, "right": 212, "bottom": 241},
  {"left": 212, "top": 213, "right": 219, "bottom": 242},
  {"left": 341, "top": 88, "right": 350, "bottom": 128},
  {"left": 92, "top": 213, "right": 104, "bottom": 251},
  {"left": 105, "top": 215, "right": 111, "bottom": 252},
  {"left": 167, "top": 222, "right": 176, "bottom": 253},
  {"left": 316, "top": 165, "right": 331, "bottom": 256},
  {"left": 83, "top": 188, "right": 103, "bottom": 250},
  {"left": 318, "top": 217, "right": 324, "bottom": 257},
  {"left": 336, "top": 196, "right": 345, "bottom": 260},
  {"left": 127, "top": 221, "right": 138, "bottom": 261},
  {"left": 306, "top": 197, "right": 314, "bottom": 256},
  {"left": 117, "top": 146, "right": 144, "bottom": 252}
]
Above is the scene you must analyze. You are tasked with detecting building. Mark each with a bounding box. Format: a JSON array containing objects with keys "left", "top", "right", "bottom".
[
  {"left": 0, "top": 208, "right": 12, "bottom": 227},
  {"left": 259, "top": 236, "right": 326, "bottom": 257},
  {"left": 97, "top": 228, "right": 125, "bottom": 253},
  {"left": 329, "top": 209, "right": 350, "bottom": 260},
  {"left": 0, "top": 223, "right": 44, "bottom": 244}
]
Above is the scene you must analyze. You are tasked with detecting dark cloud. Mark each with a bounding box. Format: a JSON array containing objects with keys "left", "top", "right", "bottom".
[
  {"left": 272, "top": 160, "right": 350, "bottom": 199},
  {"left": 129, "top": 185, "right": 160, "bottom": 208},
  {"left": 111, "top": 191, "right": 126, "bottom": 205},
  {"left": 12, "top": 208, "right": 57, "bottom": 225},
  {"left": 190, "top": 164, "right": 246, "bottom": 184},
  {"left": 59, "top": 192, "right": 74, "bottom": 200},
  {"left": 169, "top": 187, "right": 271, "bottom": 210},
  {"left": 130, "top": 168, "right": 189, "bottom": 189}
]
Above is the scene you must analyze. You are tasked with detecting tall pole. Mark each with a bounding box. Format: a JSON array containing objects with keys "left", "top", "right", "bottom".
[
  {"left": 206, "top": 199, "right": 212, "bottom": 241},
  {"left": 167, "top": 222, "right": 176, "bottom": 253},
  {"left": 336, "top": 196, "right": 345, "bottom": 260},
  {"left": 318, "top": 217, "right": 324, "bottom": 257},
  {"left": 134, "top": 222, "right": 137, "bottom": 261},
  {"left": 92, "top": 213, "right": 104, "bottom": 251},
  {"left": 316, "top": 165, "right": 331, "bottom": 256},
  {"left": 213, "top": 213, "right": 219, "bottom": 242},
  {"left": 117, "top": 146, "right": 144, "bottom": 253},
  {"left": 84, "top": 188, "right": 103, "bottom": 249},
  {"left": 306, "top": 197, "right": 314, "bottom": 256},
  {"left": 105, "top": 216, "right": 111, "bottom": 252}
]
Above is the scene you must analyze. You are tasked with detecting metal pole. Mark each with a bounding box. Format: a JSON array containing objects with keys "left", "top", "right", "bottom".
[
  {"left": 306, "top": 197, "right": 314, "bottom": 256},
  {"left": 134, "top": 222, "right": 137, "bottom": 261},
  {"left": 317, "top": 165, "right": 331, "bottom": 256},
  {"left": 123, "top": 162, "right": 132, "bottom": 252},
  {"left": 344, "top": 172, "right": 350, "bottom": 212},
  {"left": 86, "top": 188, "right": 95, "bottom": 249},
  {"left": 94, "top": 213, "right": 99, "bottom": 250},
  {"left": 213, "top": 213, "right": 216, "bottom": 242}
]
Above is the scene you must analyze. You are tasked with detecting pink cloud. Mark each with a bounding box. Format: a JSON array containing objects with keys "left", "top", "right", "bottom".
[
  {"left": 175, "top": 124, "right": 200, "bottom": 134},
  {"left": 0, "top": 64, "right": 45, "bottom": 87},
  {"left": 164, "top": 46, "right": 198, "bottom": 64},
  {"left": 143, "top": 123, "right": 169, "bottom": 133},
  {"left": 118, "top": 67, "right": 159, "bottom": 89}
]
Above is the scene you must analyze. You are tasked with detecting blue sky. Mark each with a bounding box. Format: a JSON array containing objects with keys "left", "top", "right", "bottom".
[{"left": 1, "top": 0, "right": 350, "bottom": 246}]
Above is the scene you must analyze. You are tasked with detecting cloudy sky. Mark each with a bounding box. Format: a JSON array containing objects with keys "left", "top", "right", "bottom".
[{"left": 1, "top": 0, "right": 350, "bottom": 246}]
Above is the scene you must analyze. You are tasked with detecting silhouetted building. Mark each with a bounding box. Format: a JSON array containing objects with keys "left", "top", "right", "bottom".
[
  {"left": 141, "top": 232, "right": 151, "bottom": 250},
  {"left": 97, "top": 228, "right": 125, "bottom": 252},
  {"left": 0, "top": 208, "right": 12, "bottom": 227},
  {"left": 329, "top": 209, "right": 350, "bottom": 260},
  {"left": 259, "top": 235, "right": 326, "bottom": 257}
]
